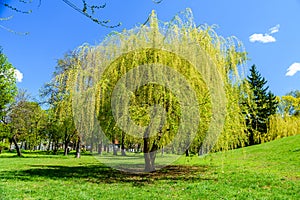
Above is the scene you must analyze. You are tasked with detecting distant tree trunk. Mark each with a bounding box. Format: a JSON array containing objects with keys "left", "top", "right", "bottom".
[
  {"left": 75, "top": 135, "right": 81, "bottom": 158},
  {"left": 98, "top": 141, "right": 102, "bottom": 155},
  {"left": 90, "top": 132, "right": 94, "bottom": 153},
  {"left": 73, "top": 140, "right": 77, "bottom": 152},
  {"left": 24, "top": 141, "right": 27, "bottom": 150},
  {"left": 64, "top": 127, "right": 70, "bottom": 156},
  {"left": 137, "top": 143, "right": 141, "bottom": 153},
  {"left": 185, "top": 149, "right": 189, "bottom": 157},
  {"left": 47, "top": 138, "right": 51, "bottom": 151},
  {"left": 121, "top": 134, "right": 126, "bottom": 156},
  {"left": 112, "top": 139, "right": 117, "bottom": 156},
  {"left": 53, "top": 140, "right": 59, "bottom": 155},
  {"left": 64, "top": 138, "right": 69, "bottom": 156},
  {"left": 248, "top": 127, "right": 255, "bottom": 146},
  {"left": 12, "top": 135, "right": 22, "bottom": 157},
  {"left": 9, "top": 140, "right": 12, "bottom": 152}
]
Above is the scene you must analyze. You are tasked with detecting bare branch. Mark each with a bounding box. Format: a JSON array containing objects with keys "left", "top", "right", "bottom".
[
  {"left": 61, "top": 0, "right": 121, "bottom": 28},
  {"left": 0, "top": 1, "right": 32, "bottom": 14},
  {"left": 152, "top": 0, "right": 163, "bottom": 4},
  {"left": 0, "top": 24, "right": 29, "bottom": 35}
]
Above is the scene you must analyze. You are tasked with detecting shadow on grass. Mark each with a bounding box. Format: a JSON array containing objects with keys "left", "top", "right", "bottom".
[
  {"left": 0, "top": 164, "right": 214, "bottom": 186},
  {"left": 0, "top": 151, "right": 94, "bottom": 158}
]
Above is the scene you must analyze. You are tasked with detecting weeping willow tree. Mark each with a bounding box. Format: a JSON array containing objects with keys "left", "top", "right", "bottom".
[{"left": 58, "top": 9, "right": 249, "bottom": 172}]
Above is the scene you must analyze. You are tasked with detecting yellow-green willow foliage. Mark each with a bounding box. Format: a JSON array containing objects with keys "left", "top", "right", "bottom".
[
  {"left": 58, "top": 9, "right": 249, "bottom": 161},
  {"left": 265, "top": 114, "right": 300, "bottom": 142},
  {"left": 264, "top": 95, "right": 300, "bottom": 142}
]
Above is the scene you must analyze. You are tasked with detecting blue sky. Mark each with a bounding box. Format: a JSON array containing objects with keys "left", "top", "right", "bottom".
[{"left": 1, "top": 0, "right": 300, "bottom": 98}]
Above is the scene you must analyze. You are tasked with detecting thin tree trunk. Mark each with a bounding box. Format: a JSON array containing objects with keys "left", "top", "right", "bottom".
[
  {"left": 75, "top": 136, "right": 81, "bottom": 158},
  {"left": 39, "top": 142, "right": 42, "bottom": 151},
  {"left": 185, "top": 149, "right": 189, "bottom": 157},
  {"left": 98, "top": 141, "right": 102, "bottom": 155},
  {"left": 64, "top": 126, "right": 69, "bottom": 156},
  {"left": 47, "top": 138, "right": 51, "bottom": 151},
  {"left": 64, "top": 146, "right": 68, "bottom": 156},
  {"left": 112, "top": 139, "right": 117, "bottom": 156},
  {"left": 12, "top": 135, "right": 22, "bottom": 157},
  {"left": 64, "top": 139, "right": 69, "bottom": 156},
  {"left": 121, "top": 134, "right": 126, "bottom": 156},
  {"left": 106, "top": 145, "right": 109, "bottom": 153},
  {"left": 90, "top": 133, "right": 94, "bottom": 153},
  {"left": 9, "top": 140, "right": 12, "bottom": 152},
  {"left": 53, "top": 140, "right": 58, "bottom": 155}
]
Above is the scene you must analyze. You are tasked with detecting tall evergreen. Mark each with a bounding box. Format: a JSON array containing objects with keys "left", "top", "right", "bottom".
[{"left": 245, "top": 65, "right": 278, "bottom": 145}]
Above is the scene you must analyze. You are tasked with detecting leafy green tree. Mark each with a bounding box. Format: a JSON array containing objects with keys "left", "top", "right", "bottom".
[
  {"left": 0, "top": 48, "right": 17, "bottom": 153},
  {"left": 244, "top": 65, "right": 278, "bottom": 145},
  {"left": 7, "top": 90, "right": 46, "bottom": 155},
  {"left": 0, "top": 48, "right": 17, "bottom": 120},
  {"left": 280, "top": 90, "right": 300, "bottom": 116},
  {"left": 40, "top": 52, "right": 80, "bottom": 156}
]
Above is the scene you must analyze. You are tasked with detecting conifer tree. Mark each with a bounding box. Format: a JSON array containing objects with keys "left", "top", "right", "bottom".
[{"left": 245, "top": 65, "right": 278, "bottom": 145}]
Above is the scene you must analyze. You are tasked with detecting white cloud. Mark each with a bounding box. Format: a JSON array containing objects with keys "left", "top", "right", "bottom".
[
  {"left": 14, "top": 69, "right": 23, "bottom": 82},
  {"left": 268, "top": 24, "right": 280, "bottom": 34},
  {"left": 286, "top": 63, "right": 300, "bottom": 76},
  {"left": 249, "top": 24, "right": 280, "bottom": 44},
  {"left": 249, "top": 33, "right": 276, "bottom": 43}
]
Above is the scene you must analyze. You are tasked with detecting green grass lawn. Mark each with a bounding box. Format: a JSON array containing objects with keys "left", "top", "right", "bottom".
[{"left": 0, "top": 135, "right": 299, "bottom": 200}]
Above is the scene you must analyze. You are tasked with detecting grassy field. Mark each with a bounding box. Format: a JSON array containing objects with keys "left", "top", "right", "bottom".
[{"left": 0, "top": 135, "right": 299, "bottom": 200}]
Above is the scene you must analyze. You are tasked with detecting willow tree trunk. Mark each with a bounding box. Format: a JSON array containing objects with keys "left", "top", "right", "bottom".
[
  {"left": 143, "top": 125, "right": 159, "bottom": 172},
  {"left": 143, "top": 138, "right": 158, "bottom": 172},
  {"left": 12, "top": 135, "right": 22, "bottom": 157},
  {"left": 144, "top": 137, "right": 154, "bottom": 172}
]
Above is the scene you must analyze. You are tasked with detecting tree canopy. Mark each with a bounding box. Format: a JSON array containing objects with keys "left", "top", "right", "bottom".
[
  {"left": 48, "top": 9, "right": 251, "bottom": 172},
  {"left": 0, "top": 48, "right": 17, "bottom": 120}
]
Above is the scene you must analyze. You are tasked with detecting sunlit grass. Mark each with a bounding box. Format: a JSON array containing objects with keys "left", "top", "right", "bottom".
[{"left": 0, "top": 135, "right": 299, "bottom": 199}]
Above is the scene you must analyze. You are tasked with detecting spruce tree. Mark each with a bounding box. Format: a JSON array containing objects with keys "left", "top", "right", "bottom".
[{"left": 245, "top": 65, "right": 278, "bottom": 145}]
